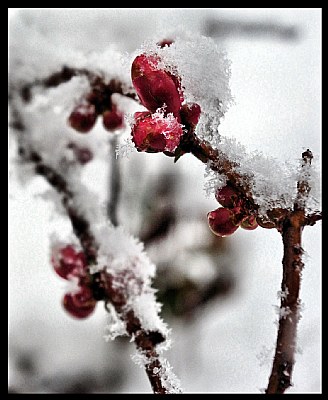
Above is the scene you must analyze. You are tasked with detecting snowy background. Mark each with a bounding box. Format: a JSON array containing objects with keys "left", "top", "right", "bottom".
[{"left": 9, "top": 8, "right": 321, "bottom": 393}]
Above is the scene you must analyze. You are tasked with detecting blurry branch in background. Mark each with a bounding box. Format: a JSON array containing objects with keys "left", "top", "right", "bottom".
[
  {"left": 107, "top": 135, "right": 121, "bottom": 227},
  {"left": 204, "top": 17, "right": 299, "bottom": 41}
]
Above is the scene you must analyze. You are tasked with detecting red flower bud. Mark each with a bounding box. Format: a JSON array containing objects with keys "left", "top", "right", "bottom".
[
  {"left": 103, "top": 106, "right": 124, "bottom": 131},
  {"left": 63, "top": 292, "right": 96, "bottom": 319},
  {"left": 131, "top": 54, "right": 183, "bottom": 117},
  {"left": 180, "top": 103, "right": 201, "bottom": 128},
  {"left": 51, "top": 245, "right": 87, "bottom": 280},
  {"left": 131, "top": 112, "right": 183, "bottom": 153},
  {"left": 207, "top": 207, "right": 239, "bottom": 237},
  {"left": 68, "top": 104, "right": 97, "bottom": 133},
  {"left": 215, "top": 184, "right": 239, "bottom": 208}
]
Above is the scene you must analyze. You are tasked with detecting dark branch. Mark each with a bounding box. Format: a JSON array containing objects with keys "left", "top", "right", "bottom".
[
  {"left": 30, "top": 152, "right": 171, "bottom": 394},
  {"left": 266, "top": 150, "right": 318, "bottom": 394}
]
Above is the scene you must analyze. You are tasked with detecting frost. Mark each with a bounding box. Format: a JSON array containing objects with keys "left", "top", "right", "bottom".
[
  {"left": 274, "top": 305, "right": 292, "bottom": 320},
  {"left": 104, "top": 303, "right": 127, "bottom": 341},
  {"left": 131, "top": 350, "right": 183, "bottom": 394},
  {"left": 115, "top": 137, "right": 136, "bottom": 159},
  {"left": 204, "top": 162, "right": 227, "bottom": 198},
  {"left": 205, "top": 137, "right": 321, "bottom": 216},
  {"left": 277, "top": 288, "right": 289, "bottom": 300}
]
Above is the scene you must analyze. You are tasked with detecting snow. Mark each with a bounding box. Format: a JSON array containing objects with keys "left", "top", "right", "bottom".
[{"left": 134, "top": 30, "right": 233, "bottom": 141}]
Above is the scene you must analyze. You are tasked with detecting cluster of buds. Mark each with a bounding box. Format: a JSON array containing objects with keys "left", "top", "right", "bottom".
[
  {"left": 207, "top": 184, "right": 259, "bottom": 237},
  {"left": 131, "top": 44, "right": 201, "bottom": 154},
  {"left": 51, "top": 245, "right": 98, "bottom": 318},
  {"left": 68, "top": 79, "right": 125, "bottom": 134}
]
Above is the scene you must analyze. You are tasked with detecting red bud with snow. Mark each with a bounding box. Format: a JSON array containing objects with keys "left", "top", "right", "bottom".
[
  {"left": 131, "top": 54, "right": 183, "bottom": 117},
  {"left": 131, "top": 112, "right": 183, "bottom": 153},
  {"left": 51, "top": 245, "right": 87, "bottom": 280}
]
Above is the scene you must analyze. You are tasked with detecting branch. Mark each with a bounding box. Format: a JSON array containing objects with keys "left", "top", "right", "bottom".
[
  {"left": 28, "top": 151, "right": 179, "bottom": 394},
  {"left": 265, "top": 151, "right": 315, "bottom": 394},
  {"left": 180, "top": 130, "right": 321, "bottom": 393},
  {"left": 180, "top": 132, "right": 322, "bottom": 226},
  {"left": 18, "top": 66, "right": 138, "bottom": 105},
  {"left": 107, "top": 136, "right": 121, "bottom": 227}
]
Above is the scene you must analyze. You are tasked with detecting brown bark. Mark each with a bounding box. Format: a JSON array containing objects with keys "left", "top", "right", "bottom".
[{"left": 266, "top": 212, "right": 304, "bottom": 394}]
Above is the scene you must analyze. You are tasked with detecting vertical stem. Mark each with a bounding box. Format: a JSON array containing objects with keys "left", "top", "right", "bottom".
[
  {"left": 107, "top": 136, "right": 121, "bottom": 226},
  {"left": 266, "top": 212, "right": 304, "bottom": 394}
]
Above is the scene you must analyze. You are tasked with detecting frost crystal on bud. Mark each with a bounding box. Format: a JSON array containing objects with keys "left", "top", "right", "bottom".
[
  {"left": 131, "top": 111, "right": 183, "bottom": 153},
  {"left": 51, "top": 245, "right": 87, "bottom": 279}
]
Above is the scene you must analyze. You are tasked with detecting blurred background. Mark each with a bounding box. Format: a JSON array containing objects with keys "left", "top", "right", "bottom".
[{"left": 9, "top": 8, "right": 321, "bottom": 393}]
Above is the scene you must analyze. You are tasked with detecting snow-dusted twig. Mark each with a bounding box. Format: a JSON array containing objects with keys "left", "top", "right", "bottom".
[
  {"left": 26, "top": 150, "right": 181, "bottom": 394},
  {"left": 265, "top": 150, "right": 314, "bottom": 394},
  {"left": 10, "top": 67, "right": 182, "bottom": 393},
  {"left": 179, "top": 132, "right": 322, "bottom": 230}
]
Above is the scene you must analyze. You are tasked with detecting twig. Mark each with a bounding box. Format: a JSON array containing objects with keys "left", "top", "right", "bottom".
[
  {"left": 30, "top": 152, "right": 174, "bottom": 394},
  {"left": 265, "top": 150, "right": 314, "bottom": 394}
]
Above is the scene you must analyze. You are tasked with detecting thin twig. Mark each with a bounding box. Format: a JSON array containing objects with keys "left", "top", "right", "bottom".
[
  {"left": 31, "top": 153, "right": 172, "bottom": 394},
  {"left": 265, "top": 150, "right": 314, "bottom": 394}
]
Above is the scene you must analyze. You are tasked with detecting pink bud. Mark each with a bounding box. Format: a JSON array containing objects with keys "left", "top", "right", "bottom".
[
  {"left": 215, "top": 184, "right": 239, "bottom": 208},
  {"left": 131, "top": 54, "right": 183, "bottom": 117},
  {"left": 63, "top": 293, "right": 96, "bottom": 319},
  {"left": 207, "top": 207, "right": 239, "bottom": 237},
  {"left": 68, "top": 104, "right": 97, "bottom": 133},
  {"left": 103, "top": 106, "right": 124, "bottom": 131},
  {"left": 51, "top": 245, "right": 87, "bottom": 280},
  {"left": 131, "top": 113, "right": 183, "bottom": 153}
]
